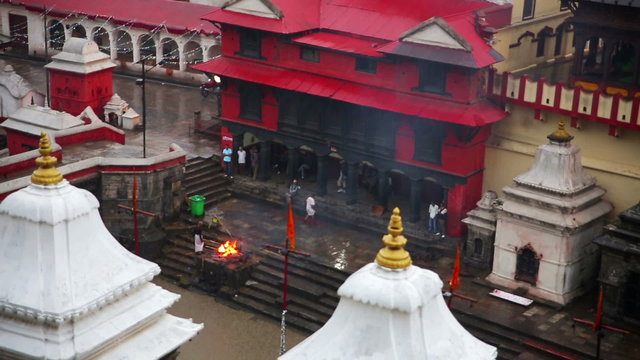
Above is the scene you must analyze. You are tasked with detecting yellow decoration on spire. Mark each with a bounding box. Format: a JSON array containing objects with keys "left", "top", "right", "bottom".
[
  {"left": 547, "top": 120, "right": 574, "bottom": 143},
  {"left": 31, "top": 131, "right": 63, "bottom": 185},
  {"left": 375, "top": 207, "right": 412, "bottom": 269}
]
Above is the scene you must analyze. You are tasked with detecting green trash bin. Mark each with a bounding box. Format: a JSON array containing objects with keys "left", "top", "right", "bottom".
[{"left": 189, "top": 195, "right": 206, "bottom": 216}]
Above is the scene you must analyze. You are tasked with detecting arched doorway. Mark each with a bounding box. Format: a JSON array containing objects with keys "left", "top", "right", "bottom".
[
  {"left": 48, "top": 20, "right": 65, "bottom": 50},
  {"left": 92, "top": 26, "right": 110, "bottom": 55},
  {"left": 139, "top": 34, "right": 156, "bottom": 64},
  {"left": 116, "top": 30, "right": 133, "bottom": 62},
  {"left": 184, "top": 41, "right": 203, "bottom": 71},
  {"left": 515, "top": 244, "right": 540, "bottom": 285},
  {"left": 70, "top": 23, "right": 86, "bottom": 38},
  {"left": 161, "top": 38, "right": 179, "bottom": 69},
  {"left": 207, "top": 44, "right": 221, "bottom": 59}
]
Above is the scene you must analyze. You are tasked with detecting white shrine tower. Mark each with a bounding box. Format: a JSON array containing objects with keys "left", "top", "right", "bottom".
[
  {"left": 280, "top": 208, "right": 496, "bottom": 360},
  {"left": 487, "top": 122, "right": 612, "bottom": 305},
  {"left": 0, "top": 132, "right": 202, "bottom": 359}
]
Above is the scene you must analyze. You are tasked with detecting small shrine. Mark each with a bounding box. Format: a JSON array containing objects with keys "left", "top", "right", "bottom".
[
  {"left": 280, "top": 208, "right": 496, "bottom": 359},
  {"left": 103, "top": 93, "right": 141, "bottom": 130},
  {"left": 0, "top": 64, "right": 45, "bottom": 118},
  {"left": 0, "top": 133, "right": 202, "bottom": 359},
  {"left": 594, "top": 202, "right": 640, "bottom": 325},
  {"left": 45, "top": 38, "right": 116, "bottom": 117},
  {"left": 462, "top": 190, "right": 499, "bottom": 269},
  {"left": 487, "top": 122, "right": 612, "bottom": 305}
]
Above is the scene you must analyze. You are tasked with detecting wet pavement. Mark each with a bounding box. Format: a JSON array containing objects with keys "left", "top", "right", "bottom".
[{"left": 4, "top": 56, "right": 640, "bottom": 359}]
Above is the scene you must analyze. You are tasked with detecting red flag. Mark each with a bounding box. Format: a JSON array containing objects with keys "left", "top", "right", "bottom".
[
  {"left": 449, "top": 243, "right": 461, "bottom": 292},
  {"left": 593, "top": 286, "right": 604, "bottom": 331},
  {"left": 287, "top": 199, "right": 296, "bottom": 250}
]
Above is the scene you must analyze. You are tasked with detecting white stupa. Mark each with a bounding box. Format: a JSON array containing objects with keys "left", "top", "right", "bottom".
[
  {"left": 280, "top": 208, "right": 496, "bottom": 360},
  {"left": 0, "top": 132, "right": 202, "bottom": 359}
]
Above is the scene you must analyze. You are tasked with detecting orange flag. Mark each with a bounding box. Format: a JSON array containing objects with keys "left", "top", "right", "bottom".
[
  {"left": 593, "top": 286, "right": 604, "bottom": 331},
  {"left": 449, "top": 243, "right": 461, "bottom": 292},
  {"left": 287, "top": 199, "right": 296, "bottom": 250}
]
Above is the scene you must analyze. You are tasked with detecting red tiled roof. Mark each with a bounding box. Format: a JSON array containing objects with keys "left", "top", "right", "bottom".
[
  {"left": 193, "top": 57, "right": 507, "bottom": 126},
  {"left": 5, "top": 0, "right": 219, "bottom": 35},
  {"left": 291, "top": 32, "right": 384, "bottom": 57}
]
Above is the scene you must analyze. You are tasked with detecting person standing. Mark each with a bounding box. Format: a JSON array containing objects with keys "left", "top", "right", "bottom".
[
  {"left": 193, "top": 221, "right": 205, "bottom": 254},
  {"left": 237, "top": 146, "right": 246, "bottom": 175},
  {"left": 428, "top": 201, "right": 440, "bottom": 234},
  {"left": 222, "top": 145, "right": 233, "bottom": 178},
  {"left": 288, "top": 179, "right": 300, "bottom": 200},
  {"left": 304, "top": 193, "right": 316, "bottom": 224},
  {"left": 250, "top": 147, "right": 259, "bottom": 179},
  {"left": 337, "top": 161, "right": 347, "bottom": 193},
  {"left": 437, "top": 203, "right": 447, "bottom": 238}
]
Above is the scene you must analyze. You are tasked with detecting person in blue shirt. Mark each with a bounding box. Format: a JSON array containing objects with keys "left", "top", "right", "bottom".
[{"left": 222, "top": 145, "right": 233, "bottom": 178}]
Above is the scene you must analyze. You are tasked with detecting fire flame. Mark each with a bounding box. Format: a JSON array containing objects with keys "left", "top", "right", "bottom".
[{"left": 217, "top": 240, "right": 239, "bottom": 257}]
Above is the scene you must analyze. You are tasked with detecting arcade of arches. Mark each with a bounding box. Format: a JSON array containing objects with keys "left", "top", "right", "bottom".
[{"left": 230, "top": 134, "right": 455, "bottom": 231}]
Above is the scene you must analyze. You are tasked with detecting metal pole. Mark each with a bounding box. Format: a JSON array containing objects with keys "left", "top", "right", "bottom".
[
  {"left": 142, "top": 59, "right": 147, "bottom": 158},
  {"left": 279, "top": 240, "right": 289, "bottom": 355},
  {"left": 133, "top": 176, "right": 140, "bottom": 255},
  {"left": 43, "top": 6, "right": 50, "bottom": 107}
]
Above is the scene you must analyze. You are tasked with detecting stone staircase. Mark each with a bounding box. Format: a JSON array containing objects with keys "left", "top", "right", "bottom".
[
  {"left": 184, "top": 156, "right": 231, "bottom": 207},
  {"left": 219, "top": 247, "right": 350, "bottom": 334}
]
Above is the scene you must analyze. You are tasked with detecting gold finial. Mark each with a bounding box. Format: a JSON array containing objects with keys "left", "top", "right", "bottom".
[
  {"left": 375, "top": 207, "right": 412, "bottom": 269},
  {"left": 547, "top": 120, "right": 574, "bottom": 143},
  {"left": 31, "top": 131, "right": 63, "bottom": 185}
]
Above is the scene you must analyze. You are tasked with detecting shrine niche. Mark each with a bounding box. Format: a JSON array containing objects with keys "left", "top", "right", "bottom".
[
  {"left": 462, "top": 190, "right": 498, "bottom": 269},
  {"left": 514, "top": 244, "right": 540, "bottom": 286}
]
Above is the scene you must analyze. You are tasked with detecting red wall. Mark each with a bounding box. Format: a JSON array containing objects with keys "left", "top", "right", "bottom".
[
  {"left": 394, "top": 119, "right": 490, "bottom": 177},
  {"left": 6, "top": 130, "right": 39, "bottom": 155},
  {"left": 0, "top": 148, "right": 63, "bottom": 177},
  {"left": 221, "top": 80, "right": 279, "bottom": 131},
  {"left": 49, "top": 68, "right": 114, "bottom": 117},
  {"left": 447, "top": 171, "right": 484, "bottom": 237}
]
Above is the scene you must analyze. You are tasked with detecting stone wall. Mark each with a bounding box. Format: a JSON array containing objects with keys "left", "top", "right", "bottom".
[{"left": 99, "top": 164, "right": 185, "bottom": 259}]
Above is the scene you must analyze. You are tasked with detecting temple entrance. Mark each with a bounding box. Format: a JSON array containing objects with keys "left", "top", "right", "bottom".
[
  {"left": 623, "top": 271, "right": 640, "bottom": 322},
  {"left": 515, "top": 244, "right": 540, "bottom": 285},
  {"left": 9, "top": 14, "right": 28, "bottom": 55}
]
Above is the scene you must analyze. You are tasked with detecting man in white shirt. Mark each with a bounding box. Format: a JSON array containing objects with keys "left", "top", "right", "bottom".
[
  {"left": 428, "top": 201, "right": 440, "bottom": 234},
  {"left": 305, "top": 193, "right": 316, "bottom": 224},
  {"left": 237, "top": 146, "right": 247, "bottom": 175}
]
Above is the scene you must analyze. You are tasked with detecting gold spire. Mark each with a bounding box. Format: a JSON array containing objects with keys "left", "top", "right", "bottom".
[
  {"left": 375, "top": 207, "right": 412, "bottom": 269},
  {"left": 547, "top": 120, "right": 574, "bottom": 143},
  {"left": 31, "top": 131, "right": 63, "bottom": 185}
]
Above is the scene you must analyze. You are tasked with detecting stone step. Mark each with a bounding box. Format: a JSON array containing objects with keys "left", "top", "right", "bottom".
[
  {"left": 184, "top": 173, "right": 227, "bottom": 192},
  {"left": 232, "top": 293, "right": 322, "bottom": 334},
  {"left": 185, "top": 158, "right": 216, "bottom": 173},
  {"left": 243, "top": 280, "right": 335, "bottom": 318},
  {"left": 260, "top": 252, "right": 348, "bottom": 289}
]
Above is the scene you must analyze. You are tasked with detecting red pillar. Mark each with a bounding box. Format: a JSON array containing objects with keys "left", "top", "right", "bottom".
[{"left": 446, "top": 171, "right": 484, "bottom": 237}]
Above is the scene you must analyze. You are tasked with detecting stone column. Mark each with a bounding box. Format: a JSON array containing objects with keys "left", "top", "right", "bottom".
[
  {"left": 409, "top": 178, "right": 422, "bottom": 223},
  {"left": 178, "top": 43, "right": 187, "bottom": 72},
  {"left": 316, "top": 155, "right": 328, "bottom": 196},
  {"left": 132, "top": 34, "right": 141, "bottom": 64},
  {"left": 346, "top": 161, "right": 358, "bottom": 205},
  {"left": 109, "top": 30, "right": 117, "bottom": 60},
  {"left": 376, "top": 170, "right": 389, "bottom": 210},
  {"left": 259, "top": 140, "right": 271, "bottom": 181},
  {"left": 286, "top": 148, "right": 299, "bottom": 183}
]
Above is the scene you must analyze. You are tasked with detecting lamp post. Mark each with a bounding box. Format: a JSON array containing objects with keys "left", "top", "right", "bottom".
[{"left": 136, "top": 56, "right": 165, "bottom": 158}]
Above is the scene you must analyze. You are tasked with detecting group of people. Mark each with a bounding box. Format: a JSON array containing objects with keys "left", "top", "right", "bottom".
[
  {"left": 428, "top": 201, "right": 447, "bottom": 238},
  {"left": 222, "top": 144, "right": 259, "bottom": 179}
]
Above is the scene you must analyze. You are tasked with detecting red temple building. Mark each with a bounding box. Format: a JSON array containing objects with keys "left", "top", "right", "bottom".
[{"left": 195, "top": 0, "right": 512, "bottom": 236}]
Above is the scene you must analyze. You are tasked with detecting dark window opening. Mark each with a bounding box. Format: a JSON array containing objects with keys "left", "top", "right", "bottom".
[
  {"left": 515, "top": 245, "right": 540, "bottom": 285},
  {"left": 416, "top": 62, "right": 447, "bottom": 95},
  {"left": 300, "top": 46, "right": 319, "bottom": 62},
  {"left": 474, "top": 238, "right": 483, "bottom": 255},
  {"left": 523, "top": 0, "right": 535, "bottom": 20},
  {"left": 356, "top": 57, "right": 377, "bottom": 74},
  {"left": 412, "top": 120, "right": 443, "bottom": 164},
  {"left": 623, "top": 272, "right": 640, "bottom": 321},
  {"left": 239, "top": 29, "right": 262, "bottom": 58},
  {"left": 536, "top": 35, "right": 546, "bottom": 57},
  {"left": 239, "top": 85, "right": 262, "bottom": 122}
]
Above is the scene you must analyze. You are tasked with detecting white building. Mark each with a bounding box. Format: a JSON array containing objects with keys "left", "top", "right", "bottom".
[
  {"left": 0, "top": 132, "right": 202, "bottom": 359},
  {"left": 487, "top": 122, "right": 612, "bottom": 305},
  {"left": 0, "top": 64, "right": 44, "bottom": 117},
  {"left": 281, "top": 208, "right": 496, "bottom": 360}
]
